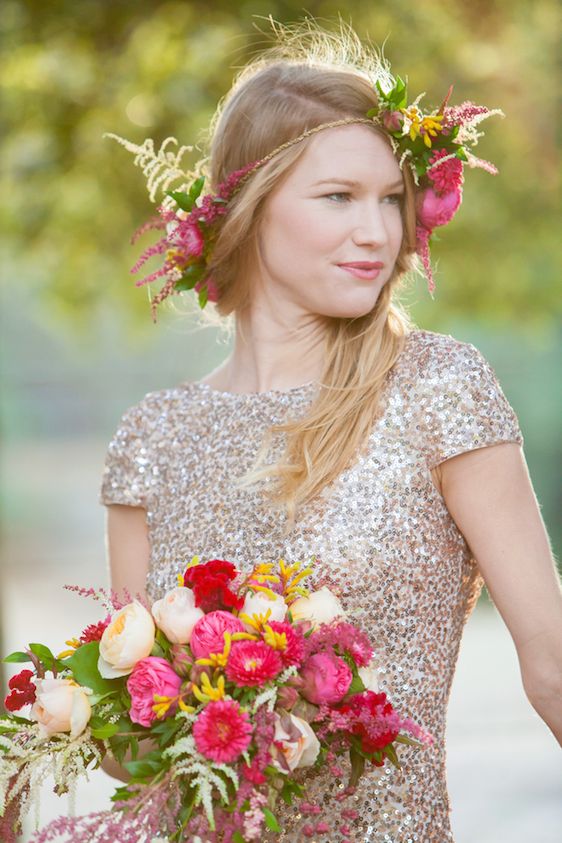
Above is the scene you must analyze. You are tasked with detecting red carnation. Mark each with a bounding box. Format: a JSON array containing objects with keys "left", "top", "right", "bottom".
[
  {"left": 183, "top": 559, "right": 243, "bottom": 613},
  {"left": 4, "top": 669, "right": 36, "bottom": 712},
  {"left": 79, "top": 615, "right": 111, "bottom": 645}
]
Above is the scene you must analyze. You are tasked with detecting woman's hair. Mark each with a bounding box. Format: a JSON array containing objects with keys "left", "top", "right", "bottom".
[{"left": 197, "top": 20, "right": 419, "bottom": 529}]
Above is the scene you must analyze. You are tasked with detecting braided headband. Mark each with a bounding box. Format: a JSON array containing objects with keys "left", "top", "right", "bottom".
[{"left": 106, "top": 75, "right": 503, "bottom": 321}]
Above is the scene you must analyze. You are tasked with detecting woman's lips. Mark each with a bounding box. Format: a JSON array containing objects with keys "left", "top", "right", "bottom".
[{"left": 337, "top": 263, "right": 383, "bottom": 280}]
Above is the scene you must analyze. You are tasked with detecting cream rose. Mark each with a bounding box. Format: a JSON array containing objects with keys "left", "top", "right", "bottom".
[
  {"left": 30, "top": 678, "right": 92, "bottom": 739},
  {"left": 289, "top": 586, "right": 346, "bottom": 629},
  {"left": 358, "top": 660, "right": 380, "bottom": 693},
  {"left": 241, "top": 590, "right": 287, "bottom": 626},
  {"left": 151, "top": 587, "right": 204, "bottom": 644},
  {"left": 98, "top": 601, "right": 155, "bottom": 678},
  {"left": 271, "top": 712, "right": 320, "bottom": 772}
]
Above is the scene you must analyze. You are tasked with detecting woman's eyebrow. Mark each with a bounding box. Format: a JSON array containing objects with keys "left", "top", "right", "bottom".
[{"left": 311, "top": 177, "right": 404, "bottom": 189}]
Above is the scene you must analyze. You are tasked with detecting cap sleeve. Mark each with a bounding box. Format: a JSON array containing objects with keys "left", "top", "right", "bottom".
[
  {"left": 99, "top": 395, "right": 161, "bottom": 508},
  {"left": 413, "top": 336, "right": 524, "bottom": 470}
]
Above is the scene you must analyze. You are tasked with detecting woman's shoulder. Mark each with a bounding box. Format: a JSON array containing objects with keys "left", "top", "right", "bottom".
[
  {"left": 110, "top": 383, "right": 199, "bottom": 439},
  {"left": 399, "top": 328, "right": 489, "bottom": 381}
]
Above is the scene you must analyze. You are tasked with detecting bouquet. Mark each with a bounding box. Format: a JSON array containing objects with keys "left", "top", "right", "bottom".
[{"left": 1, "top": 556, "right": 434, "bottom": 842}]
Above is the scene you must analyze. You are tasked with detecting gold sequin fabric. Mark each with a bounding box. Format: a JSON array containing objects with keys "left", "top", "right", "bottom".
[{"left": 99, "top": 329, "right": 524, "bottom": 843}]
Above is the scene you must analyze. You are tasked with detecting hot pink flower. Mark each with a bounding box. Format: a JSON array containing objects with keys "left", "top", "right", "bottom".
[
  {"left": 301, "top": 652, "right": 352, "bottom": 705},
  {"left": 226, "top": 640, "right": 283, "bottom": 687},
  {"left": 267, "top": 620, "right": 305, "bottom": 667},
  {"left": 174, "top": 220, "right": 204, "bottom": 258},
  {"left": 189, "top": 610, "right": 244, "bottom": 660},
  {"left": 417, "top": 186, "right": 462, "bottom": 231},
  {"left": 193, "top": 698, "right": 252, "bottom": 763},
  {"left": 382, "top": 109, "right": 403, "bottom": 132},
  {"left": 194, "top": 276, "right": 220, "bottom": 303},
  {"left": 427, "top": 148, "right": 464, "bottom": 195},
  {"left": 127, "top": 657, "right": 182, "bottom": 727}
]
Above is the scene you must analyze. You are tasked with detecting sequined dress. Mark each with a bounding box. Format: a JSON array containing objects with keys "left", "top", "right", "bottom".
[{"left": 99, "top": 329, "right": 524, "bottom": 843}]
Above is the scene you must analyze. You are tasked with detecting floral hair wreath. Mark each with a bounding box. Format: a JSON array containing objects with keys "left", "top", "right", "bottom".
[{"left": 105, "top": 73, "right": 504, "bottom": 322}]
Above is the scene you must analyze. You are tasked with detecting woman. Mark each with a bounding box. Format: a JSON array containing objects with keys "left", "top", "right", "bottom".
[{"left": 99, "top": 22, "right": 562, "bottom": 843}]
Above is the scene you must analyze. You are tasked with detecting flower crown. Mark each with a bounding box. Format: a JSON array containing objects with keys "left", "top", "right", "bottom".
[{"left": 106, "top": 73, "right": 503, "bottom": 321}]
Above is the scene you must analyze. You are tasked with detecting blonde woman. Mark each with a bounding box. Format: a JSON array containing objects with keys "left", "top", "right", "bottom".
[{"left": 99, "top": 21, "right": 562, "bottom": 843}]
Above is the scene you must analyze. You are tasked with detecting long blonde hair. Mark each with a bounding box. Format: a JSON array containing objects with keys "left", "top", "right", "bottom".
[{"left": 198, "top": 21, "right": 419, "bottom": 528}]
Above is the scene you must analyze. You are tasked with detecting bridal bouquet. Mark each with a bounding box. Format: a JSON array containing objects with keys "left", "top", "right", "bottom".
[{"left": 1, "top": 557, "right": 433, "bottom": 842}]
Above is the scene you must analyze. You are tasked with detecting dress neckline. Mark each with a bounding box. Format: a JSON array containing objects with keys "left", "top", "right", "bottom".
[{"left": 185, "top": 379, "right": 319, "bottom": 399}]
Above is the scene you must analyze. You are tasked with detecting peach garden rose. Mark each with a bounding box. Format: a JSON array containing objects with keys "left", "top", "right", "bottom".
[
  {"left": 98, "top": 601, "right": 156, "bottom": 678},
  {"left": 30, "top": 677, "right": 92, "bottom": 739}
]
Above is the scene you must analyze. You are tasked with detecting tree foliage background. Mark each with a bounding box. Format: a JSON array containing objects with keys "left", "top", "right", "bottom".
[
  {"left": 1, "top": 0, "right": 560, "bottom": 567},
  {"left": 2, "top": 0, "right": 560, "bottom": 333}
]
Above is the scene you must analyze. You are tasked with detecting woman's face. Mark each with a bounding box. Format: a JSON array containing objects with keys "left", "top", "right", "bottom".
[{"left": 254, "top": 124, "right": 405, "bottom": 319}]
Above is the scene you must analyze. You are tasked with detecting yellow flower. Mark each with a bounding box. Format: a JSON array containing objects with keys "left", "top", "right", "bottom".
[
  {"left": 400, "top": 106, "right": 444, "bottom": 148},
  {"left": 192, "top": 672, "right": 226, "bottom": 703},
  {"left": 152, "top": 693, "right": 174, "bottom": 719},
  {"left": 57, "top": 638, "right": 81, "bottom": 659},
  {"left": 263, "top": 624, "right": 287, "bottom": 652},
  {"left": 195, "top": 632, "right": 232, "bottom": 668},
  {"left": 239, "top": 610, "right": 272, "bottom": 632}
]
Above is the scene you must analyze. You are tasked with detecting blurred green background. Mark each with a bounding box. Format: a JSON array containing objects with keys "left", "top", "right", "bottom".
[
  {"left": 1, "top": 4, "right": 561, "bottom": 840},
  {"left": 1, "top": 0, "right": 560, "bottom": 570}
]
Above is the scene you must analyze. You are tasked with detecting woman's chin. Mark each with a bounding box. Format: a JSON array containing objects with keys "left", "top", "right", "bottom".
[{"left": 315, "top": 290, "right": 382, "bottom": 319}]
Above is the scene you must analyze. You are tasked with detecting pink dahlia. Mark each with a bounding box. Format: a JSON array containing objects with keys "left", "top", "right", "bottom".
[
  {"left": 267, "top": 621, "right": 305, "bottom": 667},
  {"left": 193, "top": 698, "right": 252, "bottom": 763},
  {"left": 426, "top": 148, "right": 464, "bottom": 195},
  {"left": 226, "top": 640, "right": 283, "bottom": 687},
  {"left": 189, "top": 610, "right": 244, "bottom": 660}
]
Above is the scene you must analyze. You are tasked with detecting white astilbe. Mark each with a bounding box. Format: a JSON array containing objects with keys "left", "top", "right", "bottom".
[
  {"left": 0, "top": 720, "right": 102, "bottom": 830},
  {"left": 163, "top": 734, "right": 239, "bottom": 830},
  {"left": 456, "top": 108, "right": 505, "bottom": 147},
  {"left": 251, "top": 665, "right": 298, "bottom": 714},
  {"left": 103, "top": 133, "right": 208, "bottom": 207}
]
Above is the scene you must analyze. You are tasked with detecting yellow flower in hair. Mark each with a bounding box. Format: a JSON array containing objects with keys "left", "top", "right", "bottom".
[{"left": 400, "top": 105, "right": 444, "bottom": 148}]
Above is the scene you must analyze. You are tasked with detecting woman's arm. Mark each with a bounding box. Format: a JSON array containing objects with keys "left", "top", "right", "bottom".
[
  {"left": 104, "top": 504, "right": 151, "bottom": 605},
  {"left": 101, "top": 504, "right": 153, "bottom": 781},
  {"left": 439, "top": 441, "right": 562, "bottom": 745}
]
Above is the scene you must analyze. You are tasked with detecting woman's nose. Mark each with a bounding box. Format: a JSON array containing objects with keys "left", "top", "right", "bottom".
[{"left": 351, "top": 201, "right": 390, "bottom": 247}]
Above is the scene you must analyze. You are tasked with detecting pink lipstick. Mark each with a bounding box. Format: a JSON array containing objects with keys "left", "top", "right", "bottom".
[{"left": 337, "top": 261, "right": 384, "bottom": 280}]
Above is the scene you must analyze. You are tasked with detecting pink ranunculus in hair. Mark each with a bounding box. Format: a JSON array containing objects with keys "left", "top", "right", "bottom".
[
  {"left": 127, "top": 657, "right": 182, "bottom": 727},
  {"left": 417, "top": 186, "right": 462, "bottom": 231},
  {"left": 194, "top": 275, "right": 219, "bottom": 303},
  {"left": 176, "top": 220, "right": 204, "bottom": 258},
  {"left": 189, "top": 610, "right": 244, "bottom": 660},
  {"left": 381, "top": 110, "right": 403, "bottom": 132},
  {"left": 301, "top": 651, "right": 352, "bottom": 705}
]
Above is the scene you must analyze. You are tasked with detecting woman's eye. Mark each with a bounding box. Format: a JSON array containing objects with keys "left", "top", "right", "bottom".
[
  {"left": 384, "top": 193, "right": 405, "bottom": 205},
  {"left": 324, "top": 193, "right": 349, "bottom": 205}
]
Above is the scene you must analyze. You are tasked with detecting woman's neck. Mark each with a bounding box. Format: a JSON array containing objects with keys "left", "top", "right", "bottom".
[{"left": 202, "top": 308, "right": 328, "bottom": 394}]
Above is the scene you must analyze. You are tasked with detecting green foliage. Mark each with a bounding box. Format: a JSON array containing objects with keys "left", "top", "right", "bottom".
[
  {"left": 0, "top": 0, "right": 559, "bottom": 334},
  {"left": 3, "top": 651, "right": 33, "bottom": 664},
  {"left": 64, "top": 642, "right": 119, "bottom": 694}
]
